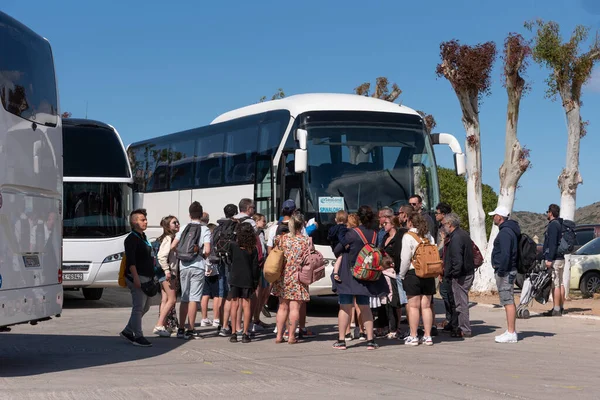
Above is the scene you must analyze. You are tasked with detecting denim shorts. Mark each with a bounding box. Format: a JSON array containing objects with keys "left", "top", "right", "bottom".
[
  {"left": 338, "top": 294, "right": 370, "bottom": 306},
  {"left": 495, "top": 270, "right": 517, "bottom": 306},
  {"left": 202, "top": 274, "right": 228, "bottom": 298}
]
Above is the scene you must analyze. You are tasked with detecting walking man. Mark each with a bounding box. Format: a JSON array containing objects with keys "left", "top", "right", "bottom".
[
  {"left": 543, "top": 204, "right": 565, "bottom": 316},
  {"left": 442, "top": 213, "right": 475, "bottom": 338},
  {"left": 120, "top": 209, "right": 154, "bottom": 347},
  {"left": 489, "top": 206, "right": 520, "bottom": 343}
]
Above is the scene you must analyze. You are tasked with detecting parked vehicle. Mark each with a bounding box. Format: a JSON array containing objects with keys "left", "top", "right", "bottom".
[{"left": 569, "top": 237, "right": 600, "bottom": 297}]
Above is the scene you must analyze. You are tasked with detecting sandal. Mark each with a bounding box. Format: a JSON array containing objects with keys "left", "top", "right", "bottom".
[
  {"left": 366, "top": 340, "right": 379, "bottom": 350},
  {"left": 275, "top": 338, "right": 285, "bottom": 344},
  {"left": 333, "top": 273, "right": 342, "bottom": 282},
  {"left": 332, "top": 340, "right": 347, "bottom": 350},
  {"left": 288, "top": 338, "right": 298, "bottom": 345}
]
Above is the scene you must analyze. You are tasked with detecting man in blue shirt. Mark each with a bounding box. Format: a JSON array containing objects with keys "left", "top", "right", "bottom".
[{"left": 542, "top": 204, "right": 565, "bottom": 317}]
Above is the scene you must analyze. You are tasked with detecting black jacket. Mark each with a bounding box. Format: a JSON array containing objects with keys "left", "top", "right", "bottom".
[
  {"left": 229, "top": 242, "right": 259, "bottom": 289},
  {"left": 543, "top": 219, "right": 564, "bottom": 261},
  {"left": 444, "top": 227, "right": 475, "bottom": 279},
  {"left": 491, "top": 219, "right": 521, "bottom": 277},
  {"left": 328, "top": 223, "right": 349, "bottom": 250}
]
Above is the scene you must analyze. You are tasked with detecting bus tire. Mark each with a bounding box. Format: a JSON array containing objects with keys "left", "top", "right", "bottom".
[{"left": 82, "top": 288, "right": 104, "bottom": 301}]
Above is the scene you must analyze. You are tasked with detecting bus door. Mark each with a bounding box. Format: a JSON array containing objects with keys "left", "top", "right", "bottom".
[
  {"left": 276, "top": 151, "right": 304, "bottom": 217},
  {"left": 253, "top": 155, "right": 275, "bottom": 222}
]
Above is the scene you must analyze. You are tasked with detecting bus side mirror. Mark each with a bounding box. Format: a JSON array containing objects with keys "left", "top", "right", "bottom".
[
  {"left": 294, "top": 149, "right": 308, "bottom": 173},
  {"left": 296, "top": 129, "right": 308, "bottom": 150},
  {"left": 454, "top": 153, "right": 466, "bottom": 176}
]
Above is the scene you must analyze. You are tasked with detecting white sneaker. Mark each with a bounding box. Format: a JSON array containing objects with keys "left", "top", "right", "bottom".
[
  {"left": 423, "top": 336, "right": 434, "bottom": 346},
  {"left": 251, "top": 323, "right": 265, "bottom": 332},
  {"left": 495, "top": 330, "right": 518, "bottom": 343},
  {"left": 273, "top": 326, "right": 278, "bottom": 334},
  {"left": 405, "top": 336, "right": 420, "bottom": 346},
  {"left": 200, "top": 319, "right": 212, "bottom": 327},
  {"left": 153, "top": 326, "right": 171, "bottom": 338},
  {"left": 212, "top": 319, "right": 221, "bottom": 327}
]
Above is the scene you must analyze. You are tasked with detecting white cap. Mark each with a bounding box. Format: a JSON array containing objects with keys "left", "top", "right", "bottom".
[{"left": 488, "top": 206, "right": 510, "bottom": 218}]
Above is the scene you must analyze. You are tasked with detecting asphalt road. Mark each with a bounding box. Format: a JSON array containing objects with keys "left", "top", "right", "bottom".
[{"left": 1, "top": 288, "right": 599, "bottom": 399}]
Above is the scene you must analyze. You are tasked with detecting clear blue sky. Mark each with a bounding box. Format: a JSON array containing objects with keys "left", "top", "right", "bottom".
[{"left": 5, "top": 0, "right": 600, "bottom": 213}]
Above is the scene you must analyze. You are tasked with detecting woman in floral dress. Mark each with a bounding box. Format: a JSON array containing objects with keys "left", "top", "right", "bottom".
[{"left": 272, "top": 213, "right": 311, "bottom": 344}]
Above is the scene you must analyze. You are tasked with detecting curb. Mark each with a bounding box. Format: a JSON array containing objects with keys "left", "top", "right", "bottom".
[{"left": 472, "top": 302, "right": 600, "bottom": 321}]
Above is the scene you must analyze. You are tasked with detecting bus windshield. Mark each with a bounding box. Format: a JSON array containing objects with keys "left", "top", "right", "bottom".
[
  {"left": 63, "top": 182, "right": 133, "bottom": 238},
  {"left": 299, "top": 111, "right": 439, "bottom": 242}
]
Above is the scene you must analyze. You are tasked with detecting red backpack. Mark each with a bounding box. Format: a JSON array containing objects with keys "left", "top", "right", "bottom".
[{"left": 352, "top": 228, "right": 384, "bottom": 281}]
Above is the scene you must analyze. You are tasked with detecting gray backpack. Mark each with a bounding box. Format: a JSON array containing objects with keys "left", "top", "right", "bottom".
[{"left": 176, "top": 224, "right": 203, "bottom": 262}]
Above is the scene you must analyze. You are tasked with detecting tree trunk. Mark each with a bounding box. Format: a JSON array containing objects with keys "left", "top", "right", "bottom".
[
  {"left": 463, "top": 122, "right": 487, "bottom": 252},
  {"left": 558, "top": 100, "right": 583, "bottom": 221}
]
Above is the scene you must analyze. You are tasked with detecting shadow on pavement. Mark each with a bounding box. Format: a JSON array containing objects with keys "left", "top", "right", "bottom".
[
  {"left": 0, "top": 333, "right": 186, "bottom": 377},
  {"left": 518, "top": 331, "right": 556, "bottom": 340}
]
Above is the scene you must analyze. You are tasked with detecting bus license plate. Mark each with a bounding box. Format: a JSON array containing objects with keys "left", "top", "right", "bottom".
[
  {"left": 63, "top": 273, "right": 84, "bottom": 281},
  {"left": 23, "top": 255, "right": 41, "bottom": 268}
]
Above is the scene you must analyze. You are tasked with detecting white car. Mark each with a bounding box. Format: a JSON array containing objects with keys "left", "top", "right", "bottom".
[{"left": 570, "top": 237, "right": 600, "bottom": 297}]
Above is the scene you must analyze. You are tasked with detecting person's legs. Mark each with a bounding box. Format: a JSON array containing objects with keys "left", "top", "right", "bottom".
[
  {"left": 495, "top": 271, "right": 517, "bottom": 341},
  {"left": 356, "top": 296, "right": 374, "bottom": 341},
  {"left": 299, "top": 302, "right": 307, "bottom": 329},
  {"left": 407, "top": 296, "right": 420, "bottom": 338},
  {"left": 440, "top": 279, "right": 454, "bottom": 325},
  {"left": 230, "top": 297, "right": 239, "bottom": 333},
  {"left": 452, "top": 275, "right": 474, "bottom": 335},
  {"left": 337, "top": 303, "right": 353, "bottom": 341},
  {"left": 124, "top": 277, "right": 149, "bottom": 338},
  {"left": 288, "top": 301, "right": 301, "bottom": 341},
  {"left": 213, "top": 296, "right": 222, "bottom": 324},
  {"left": 186, "top": 268, "right": 204, "bottom": 331},
  {"left": 156, "top": 281, "right": 169, "bottom": 328},
  {"left": 420, "top": 295, "right": 433, "bottom": 337},
  {"left": 552, "top": 260, "right": 565, "bottom": 311},
  {"left": 276, "top": 298, "right": 290, "bottom": 341},
  {"left": 242, "top": 298, "right": 252, "bottom": 334},
  {"left": 201, "top": 294, "right": 210, "bottom": 321}
]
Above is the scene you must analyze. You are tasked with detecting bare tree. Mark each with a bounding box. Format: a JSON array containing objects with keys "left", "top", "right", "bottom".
[
  {"left": 354, "top": 77, "right": 402, "bottom": 102},
  {"left": 472, "top": 34, "right": 532, "bottom": 292},
  {"left": 526, "top": 20, "right": 600, "bottom": 220},
  {"left": 436, "top": 40, "right": 497, "bottom": 255}
]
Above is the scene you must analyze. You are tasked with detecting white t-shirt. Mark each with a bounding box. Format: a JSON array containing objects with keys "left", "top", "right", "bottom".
[
  {"left": 399, "top": 228, "right": 435, "bottom": 279},
  {"left": 266, "top": 220, "right": 307, "bottom": 247},
  {"left": 175, "top": 221, "right": 211, "bottom": 270}
]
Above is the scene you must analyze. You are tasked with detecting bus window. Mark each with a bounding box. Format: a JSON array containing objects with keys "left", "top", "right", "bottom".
[
  {"left": 169, "top": 139, "right": 195, "bottom": 190},
  {"left": 195, "top": 132, "right": 225, "bottom": 187},
  {"left": 146, "top": 143, "right": 170, "bottom": 192},
  {"left": 129, "top": 146, "right": 148, "bottom": 191},
  {"left": 0, "top": 16, "right": 58, "bottom": 126},
  {"left": 224, "top": 125, "right": 258, "bottom": 184}
]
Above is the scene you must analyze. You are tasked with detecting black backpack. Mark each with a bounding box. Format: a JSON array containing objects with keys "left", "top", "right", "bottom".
[
  {"left": 517, "top": 233, "right": 537, "bottom": 274},
  {"left": 176, "top": 224, "right": 203, "bottom": 262},
  {"left": 209, "top": 219, "right": 238, "bottom": 263},
  {"left": 558, "top": 219, "right": 577, "bottom": 255},
  {"left": 276, "top": 221, "right": 290, "bottom": 236}
]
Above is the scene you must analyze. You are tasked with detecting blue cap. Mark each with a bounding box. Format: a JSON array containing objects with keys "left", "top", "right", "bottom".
[{"left": 282, "top": 199, "right": 296, "bottom": 212}]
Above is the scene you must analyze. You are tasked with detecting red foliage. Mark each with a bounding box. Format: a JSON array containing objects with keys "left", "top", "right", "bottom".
[
  {"left": 436, "top": 40, "right": 497, "bottom": 101},
  {"left": 502, "top": 33, "right": 532, "bottom": 92},
  {"left": 61, "top": 111, "right": 72, "bottom": 119}
]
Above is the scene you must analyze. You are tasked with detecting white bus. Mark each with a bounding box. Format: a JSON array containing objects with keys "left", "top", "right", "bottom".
[
  {"left": 62, "top": 119, "right": 133, "bottom": 300},
  {"left": 128, "top": 93, "right": 465, "bottom": 295},
  {"left": 0, "top": 11, "right": 63, "bottom": 330}
]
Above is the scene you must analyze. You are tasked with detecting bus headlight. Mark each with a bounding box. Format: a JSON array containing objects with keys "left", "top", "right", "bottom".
[{"left": 103, "top": 252, "right": 125, "bottom": 263}]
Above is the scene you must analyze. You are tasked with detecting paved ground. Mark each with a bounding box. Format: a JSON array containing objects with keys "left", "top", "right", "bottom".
[{"left": 1, "top": 289, "right": 599, "bottom": 400}]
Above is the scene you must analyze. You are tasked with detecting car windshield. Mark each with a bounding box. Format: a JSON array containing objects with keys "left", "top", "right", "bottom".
[{"left": 576, "top": 237, "right": 600, "bottom": 256}]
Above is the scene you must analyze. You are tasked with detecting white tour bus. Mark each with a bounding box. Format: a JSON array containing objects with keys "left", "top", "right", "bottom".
[
  {"left": 128, "top": 93, "right": 465, "bottom": 295},
  {"left": 0, "top": 11, "right": 64, "bottom": 330},
  {"left": 62, "top": 119, "right": 133, "bottom": 300}
]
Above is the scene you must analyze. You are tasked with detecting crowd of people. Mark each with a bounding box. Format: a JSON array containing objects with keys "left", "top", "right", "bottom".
[{"left": 119, "top": 195, "right": 550, "bottom": 348}]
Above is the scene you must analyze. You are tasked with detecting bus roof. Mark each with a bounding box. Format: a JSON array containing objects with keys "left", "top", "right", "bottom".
[
  {"left": 62, "top": 118, "right": 113, "bottom": 130},
  {"left": 210, "top": 93, "right": 420, "bottom": 124}
]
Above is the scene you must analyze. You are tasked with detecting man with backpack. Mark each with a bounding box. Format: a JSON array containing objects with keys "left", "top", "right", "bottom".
[
  {"left": 172, "top": 201, "right": 211, "bottom": 340},
  {"left": 489, "top": 206, "right": 520, "bottom": 344},
  {"left": 211, "top": 204, "right": 239, "bottom": 337},
  {"left": 543, "top": 204, "right": 567, "bottom": 316}
]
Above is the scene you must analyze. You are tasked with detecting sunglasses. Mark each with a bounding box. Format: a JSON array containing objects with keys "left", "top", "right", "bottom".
[
  {"left": 409, "top": 203, "right": 419, "bottom": 206},
  {"left": 173, "top": 221, "right": 180, "bottom": 225}
]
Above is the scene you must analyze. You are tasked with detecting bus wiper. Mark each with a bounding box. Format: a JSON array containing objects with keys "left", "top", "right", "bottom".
[{"left": 385, "top": 170, "right": 408, "bottom": 201}]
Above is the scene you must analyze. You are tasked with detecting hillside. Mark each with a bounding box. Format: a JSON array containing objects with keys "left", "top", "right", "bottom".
[{"left": 512, "top": 202, "right": 600, "bottom": 240}]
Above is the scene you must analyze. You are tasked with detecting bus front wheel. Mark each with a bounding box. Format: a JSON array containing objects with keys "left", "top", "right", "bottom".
[{"left": 82, "top": 288, "right": 104, "bottom": 301}]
